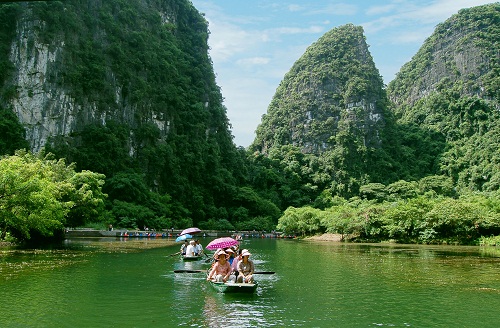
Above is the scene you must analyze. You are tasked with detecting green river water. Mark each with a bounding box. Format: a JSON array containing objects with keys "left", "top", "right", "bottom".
[{"left": 1, "top": 237, "right": 499, "bottom": 327}]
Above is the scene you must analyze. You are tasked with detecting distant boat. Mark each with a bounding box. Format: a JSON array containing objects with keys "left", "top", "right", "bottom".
[{"left": 181, "top": 255, "right": 202, "bottom": 261}]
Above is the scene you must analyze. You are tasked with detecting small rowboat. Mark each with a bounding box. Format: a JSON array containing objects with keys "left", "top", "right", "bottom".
[
  {"left": 173, "top": 269, "right": 270, "bottom": 293},
  {"left": 181, "top": 255, "right": 203, "bottom": 261},
  {"left": 208, "top": 280, "right": 258, "bottom": 293}
]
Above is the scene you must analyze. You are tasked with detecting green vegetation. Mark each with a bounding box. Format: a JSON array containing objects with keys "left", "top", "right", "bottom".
[
  {"left": 256, "top": 4, "right": 500, "bottom": 244},
  {"left": 480, "top": 235, "right": 500, "bottom": 246},
  {"left": 0, "top": 2, "right": 499, "bottom": 245},
  {"left": 277, "top": 180, "right": 500, "bottom": 245},
  {"left": 0, "top": 150, "right": 106, "bottom": 243},
  {"left": 0, "top": 106, "right": 29, "bottom": 154}
]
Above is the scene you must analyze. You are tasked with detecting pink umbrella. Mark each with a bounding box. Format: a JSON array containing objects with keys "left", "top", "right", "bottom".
[
  {"left": 180, "top": 227, "right": 201, "bottom": 236},
  {"left": 205, "top": 237, "right": 239, "bottom": 250}
]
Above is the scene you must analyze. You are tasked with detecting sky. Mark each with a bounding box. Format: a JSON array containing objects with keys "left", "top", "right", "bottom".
[{"left": 190, "top": 0, "right": 497, "bottom": 148}]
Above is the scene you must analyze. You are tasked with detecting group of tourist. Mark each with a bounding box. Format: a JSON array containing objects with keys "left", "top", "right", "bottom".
[
  {"left": 180, "top": 240, "right": 204, "bottom": 256},
  {"left": 206, "top": 246, "right": 255, "bottom": 284}
]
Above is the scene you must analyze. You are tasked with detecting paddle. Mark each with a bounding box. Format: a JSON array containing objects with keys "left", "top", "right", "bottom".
[
  {"left": 173, "top": 269, "right": 275, "bottom": 274},
  {"left": 168, "top": 251, "right": 181, "bottom": 257}
]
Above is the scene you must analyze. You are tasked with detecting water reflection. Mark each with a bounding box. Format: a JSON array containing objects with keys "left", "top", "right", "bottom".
[
  {"left": 202, "top": 294, "right": 224, "bottom": 327},
  {"left": 201, "top": 292, "right": 278, "bottom": 328}
]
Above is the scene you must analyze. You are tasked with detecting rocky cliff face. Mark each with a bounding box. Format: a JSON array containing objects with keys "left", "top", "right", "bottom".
[
  {"left": 252, "top": 24, "right": 387, "bottom": 155},
  {"left": 386, "top": 3, "right": 500, "bottom": 192},
  {"left": 1, "top": 0, "right": 225, "bottom": 154},
  {"left": 1, "top": 0, "right": 239, "bottom": 221},
  {"left": 10, "top": 14, "right": 84, "bottom": 152},
  {"left": 388, "top": 3, "right": 500, "bottom": 112}
]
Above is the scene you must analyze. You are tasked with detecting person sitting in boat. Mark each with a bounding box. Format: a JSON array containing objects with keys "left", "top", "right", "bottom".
[
  {"left": 224, "top": 248, "right": 238, "bottom": 282},
  {"left": 207, "top": 248, "right": 222, "bottom": 267},
  {"left": 195, "top": 240, "right": 203, "bottom": 256},
  {"left": 231, "top": 248, "right": 242, "bottom": 279},
  {"left": 185, "top": 240, "right": 197, "bottom": 257},
  {"left": 237, "top": 249, "right": 254, "bottom": 283},
  {"left": 225, "top": 248, "right": 235, "bottom": 266},
  {"left": 207, "top": 250, "right": 232, "bottom": 283},
  {"left": 180, "top": 240, "right": 189, "bottom": 255}
]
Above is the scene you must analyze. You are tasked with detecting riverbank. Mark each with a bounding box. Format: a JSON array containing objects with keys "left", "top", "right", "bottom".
[{"left": 305, "top": 233, "right": 344, "bottom": 242}]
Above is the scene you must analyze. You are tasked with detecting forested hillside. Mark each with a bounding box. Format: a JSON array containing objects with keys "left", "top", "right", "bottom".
[
  {"left": 0, "top": 0, "right": 278, "bottom": 238},
  {"left": 252, "top": 24, "right": 387, "bottom": 155},
  {"left": 387, "top": 3, "right": 500, "bottom": 192},
  {"left": 251, "top": 23, "right": 442, "bottom": 198},
  {"left": 259, "top": 4, "right": 500, "bottom": 244},
  {"left": 253, "top": 3, "right": 500, "bottom": 199},
  {"left": 1, "top": 1, "right": 499, "bottom": 245}
]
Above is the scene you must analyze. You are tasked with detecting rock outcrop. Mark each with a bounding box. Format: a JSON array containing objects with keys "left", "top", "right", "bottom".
[
  {"left": 252, "top": 24, "right": 387, "bottom": 155},
  {"left": 1, "top": 0, "right": 227, "bottom": 154},
  {"left": 388, "top": 3, "right": 500, "bottom": 112}
]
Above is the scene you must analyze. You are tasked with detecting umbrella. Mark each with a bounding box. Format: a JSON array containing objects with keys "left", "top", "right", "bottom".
[
  {"left": 205, "top": 237, "right": 239, "bottom": 250},
  {"left": 175, "top": 234, "right": 192, "bottom": 242},
  {"left": 180, "top": 227, "right": 202, "bottom": 236}
]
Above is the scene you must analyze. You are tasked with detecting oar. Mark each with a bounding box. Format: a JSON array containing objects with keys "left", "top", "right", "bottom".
[
  {"left": 173, "top": 269, "right": 275, "bottom": 274},
  {"left": 168, "top": 251, "right": 181, "bottom": 257}
]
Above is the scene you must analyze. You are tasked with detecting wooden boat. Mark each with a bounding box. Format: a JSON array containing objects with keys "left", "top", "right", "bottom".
[
  {"left": 208, "top": 280, "right": 258, "bottom": 293},
  {"left": 181, "top": 255, "right": 202, "bottom": 261}
]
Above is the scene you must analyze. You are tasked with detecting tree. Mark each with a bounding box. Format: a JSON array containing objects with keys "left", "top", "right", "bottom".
[
  {"left": 0, "top": 150, "right": 106, "bottom": 242},
  {"left": 277, "top": 206, "right": 323, "bottom": 236},
  {"left": 65, "top": 170, "right": 107, "bottom": 227},
  {"left": 0, "top": 106, "right": 29, "bottom": 155},
  {"left": 359, "top": 183, "right": 387, "bottom": 201}
]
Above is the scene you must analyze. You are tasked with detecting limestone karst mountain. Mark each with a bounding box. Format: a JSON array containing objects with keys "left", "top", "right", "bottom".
[
  {"left": 0, "top": 0, "right": 241, "bottom": 224},
  {"left": 387, "top": 3, "right": 500, "bottom": 192},
  {"left": 252, "top": 24, "right": 387, "bottom": 155}
]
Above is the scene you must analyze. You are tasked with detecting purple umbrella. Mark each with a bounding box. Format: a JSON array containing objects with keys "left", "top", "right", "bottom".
[
  {"left": 205, "top": 237, "right": 239, "bottom": 250},
  {"left": 180, "top": 227, "right": 202, "bottom": 236}
]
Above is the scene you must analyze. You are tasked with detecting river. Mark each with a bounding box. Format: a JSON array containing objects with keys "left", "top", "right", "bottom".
[{"left": 1, "top": 237, "right": 499, "bottom": 327}]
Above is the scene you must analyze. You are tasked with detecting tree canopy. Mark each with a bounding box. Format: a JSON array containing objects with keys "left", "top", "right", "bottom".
[{"left": 0, "top": 150, "right": 106, "bottom": 242}]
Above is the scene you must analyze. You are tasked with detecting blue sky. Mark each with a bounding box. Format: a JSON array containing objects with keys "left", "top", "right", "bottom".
[{"left": 190, "top": 0, "right": 496, "bottom": 147}]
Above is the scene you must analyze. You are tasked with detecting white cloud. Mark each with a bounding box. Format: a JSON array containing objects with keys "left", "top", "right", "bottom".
[
  {"left": 205, "top": 19, "right": 262, "bottom": 63},
  {"left": 419, "top": 0, "right": 497, "bottom": 21},
  {"left": 364, "top": 0, "right": 496, "bottom": 35},
  {"left": 391, "top": 29, "right": 435, "bottom": 44},
  {"left": 237, "top": 57, "right": 271, "bottom": 66},
  {"left": 308, "top": 2, "right": 358, "bottom": 15},
  {"left": 362, "top": 16, "right": 400, "bottom": 34},
  {"left": 288, "top": 4, "right": 304, "bottom": 12},
  {"left": 366, "top": 4, "right": 397, "bottom": 16},
  {"left": 271, "top": 25, "right": 325, "bottom": 35}
]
